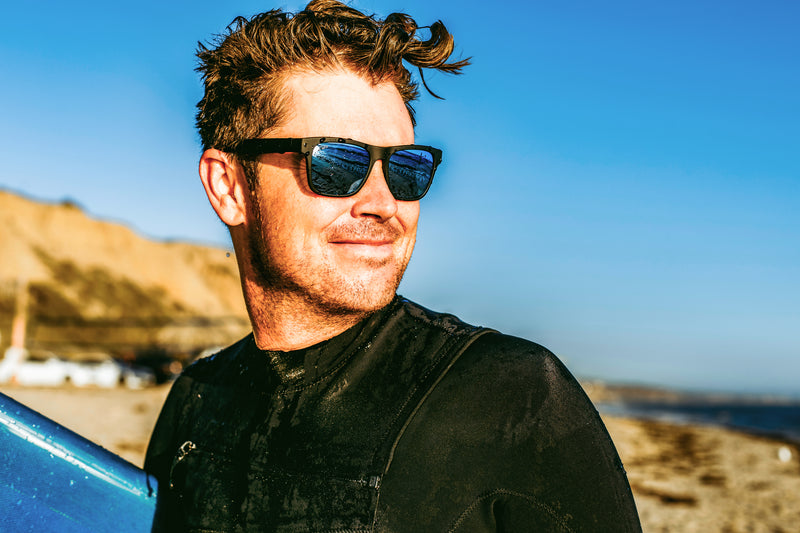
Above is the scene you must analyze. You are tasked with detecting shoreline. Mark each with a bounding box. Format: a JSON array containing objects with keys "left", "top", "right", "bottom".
[
  {"left": 585, "top": 380, "right": 800, "bottom": 445},
  {"left": 582, "top": 379, "right": 800, "bottom": 406},
  {"left": 597, "top": 402, "right": 800, "bottom": 446}
]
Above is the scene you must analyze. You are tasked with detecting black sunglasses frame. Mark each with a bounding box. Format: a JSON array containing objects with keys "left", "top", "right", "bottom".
[{"left": 234, "top": 136, "right": 442, "bottom": 201}]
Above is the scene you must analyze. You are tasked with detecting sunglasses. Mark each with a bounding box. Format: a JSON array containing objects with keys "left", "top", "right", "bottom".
[{"left": 234, "top": 137, "right": 442, "bottom": 201}]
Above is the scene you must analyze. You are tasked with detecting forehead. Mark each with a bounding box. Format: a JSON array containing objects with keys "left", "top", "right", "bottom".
[{"left": 274, "top": 69, "right": 414, "bottom": 145}]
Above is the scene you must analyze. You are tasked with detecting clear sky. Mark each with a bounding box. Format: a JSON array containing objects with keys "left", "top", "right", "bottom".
[{"left": 1, "top": 1, "right": 798, "bottom": 396}]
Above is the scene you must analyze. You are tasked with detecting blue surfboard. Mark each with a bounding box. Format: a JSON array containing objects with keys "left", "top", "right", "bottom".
[{"left": 0, "top": 391, "right": 157, "bottom": 532}]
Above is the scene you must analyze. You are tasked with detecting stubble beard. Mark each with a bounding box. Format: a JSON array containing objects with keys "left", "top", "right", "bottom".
[{"left": 246, "top": 192, "right": 410, "bottom": 322}]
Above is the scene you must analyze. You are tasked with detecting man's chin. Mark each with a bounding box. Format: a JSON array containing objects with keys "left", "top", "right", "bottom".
[
  {"left": 321, "top": 272, "right": 402, "bottom": 315},
  {"left": 331, "top": 286, "right": 397, "bottom": 314}
]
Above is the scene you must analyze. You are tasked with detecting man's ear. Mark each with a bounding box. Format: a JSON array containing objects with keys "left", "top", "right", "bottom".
[{"left": 199, "top": 149, "right": 249, "bottom": 227}]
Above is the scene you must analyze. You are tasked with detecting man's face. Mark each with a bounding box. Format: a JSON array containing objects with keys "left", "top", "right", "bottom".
[{"left": 244, "top": 69, "right": 419, "bottom": 315}]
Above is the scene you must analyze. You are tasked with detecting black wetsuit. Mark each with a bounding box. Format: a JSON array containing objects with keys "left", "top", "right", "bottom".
[{"left": 145, "top": 297, "right": 641, "bottom": 532}]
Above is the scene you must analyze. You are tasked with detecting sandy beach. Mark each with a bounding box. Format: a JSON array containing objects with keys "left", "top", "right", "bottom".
[{"left": 2, "top": 384, "right": 799, "bottom": 532}]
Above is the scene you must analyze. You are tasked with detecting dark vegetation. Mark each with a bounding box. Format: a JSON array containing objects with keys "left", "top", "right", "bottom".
[{"left": 0, "top": 248, "right": 248, "bottom": 372}]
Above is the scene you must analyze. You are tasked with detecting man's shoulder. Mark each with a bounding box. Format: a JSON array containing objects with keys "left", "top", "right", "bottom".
[
  {"left": 460, "top": 331, "right": 565, "bottom": 375},
  {"left": 450, "top": 332, "right": 577, "bottom": 389},
  {"left": 392, "top": 296, "right": 485, "bottom": 336},
  {"left": 379, "top": 322, "right": 639, "bottom": 531},
  {"left": 395, "top": 298, "right": 563, "bottom": 372},
  {"left": 424, "top": 324, "right": 596, "bottom": 424},
  {"left": 394, "top": 298, "right": 585, "bottom": 402},
  {"left": 396, "top": 297, "right": 560, "bottom": 367}
]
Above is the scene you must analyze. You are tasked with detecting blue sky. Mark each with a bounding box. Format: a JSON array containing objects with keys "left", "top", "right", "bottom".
[{"left": 1, "top": 1, "right": 798, "bottom": 396}]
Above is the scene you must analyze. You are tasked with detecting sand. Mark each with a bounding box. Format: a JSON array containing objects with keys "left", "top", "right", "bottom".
[
  {"left": 3, "top": 384, "right": 799, "bottom": 532},
  {"left": 604, "top": 417, "right": 800, "bottom": 532}
]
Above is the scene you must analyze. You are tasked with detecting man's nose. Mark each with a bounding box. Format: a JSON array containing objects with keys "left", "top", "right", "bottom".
[{"left": 350, "top": 161, "right": 398, "bottom": 220}]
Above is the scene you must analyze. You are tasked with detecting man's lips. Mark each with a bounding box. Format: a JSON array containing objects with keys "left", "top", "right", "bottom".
[
  {"left": 329, "top": 240, "right": 395, "bottom": 260},
  {"left": 328, "top": 232, "right": 398, "bottom": 260},
  {"left": 330, "top": 238, "right": 394, "bottom": 246}
]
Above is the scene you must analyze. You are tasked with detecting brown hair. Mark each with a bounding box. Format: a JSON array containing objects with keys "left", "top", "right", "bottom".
[{"left": 195, "top": 0, "right": 469, "bottom": 153}]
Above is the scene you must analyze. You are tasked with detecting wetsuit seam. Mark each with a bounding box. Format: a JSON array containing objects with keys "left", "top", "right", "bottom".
[
  {"left": 446, "top": 488, "right": 576, "bottom": 533},
  {"left": 376, "top": 327, "right": 492, "bottom": 454},
  {"left": 372, "top": 301, "right": 489, "bottom": 450},
  {"left": 371, "top": 328, "right": 495, "bottom": 531}
]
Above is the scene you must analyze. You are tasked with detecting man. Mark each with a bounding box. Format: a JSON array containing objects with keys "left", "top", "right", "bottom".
[{"left": 145, "top": 1, "right": 641, "bottom": 531}]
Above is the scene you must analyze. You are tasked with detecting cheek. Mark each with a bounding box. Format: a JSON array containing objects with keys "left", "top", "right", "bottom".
[
  {"left": 257, "top": 179, "right": 325, "bottom": 234},
  {"left": 397, "top": 203, "right": 421, "bottom": 234},
  {"left": 288, "top": 199, "right": 346, "bottom": 253}
]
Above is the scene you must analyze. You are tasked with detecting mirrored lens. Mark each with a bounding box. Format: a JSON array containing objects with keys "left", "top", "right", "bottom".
[
  {"left": 310, "top": 142, "right": 370, "bottom": 196},
  {"left": 387, "top": 149, "right": 435, "bottom": 201}
]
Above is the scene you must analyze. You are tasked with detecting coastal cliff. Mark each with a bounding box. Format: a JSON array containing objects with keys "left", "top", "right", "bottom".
[{"left": 0, "top": 189, "right": 249, "bottom": 356}]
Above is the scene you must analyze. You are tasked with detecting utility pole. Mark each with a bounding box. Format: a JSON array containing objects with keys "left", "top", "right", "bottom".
[
  {"left": 10, "top": 278, "right": 29, "bottom": 351},
  {"left": 1, "top": 279, "right": 29, "bottom": 381}
]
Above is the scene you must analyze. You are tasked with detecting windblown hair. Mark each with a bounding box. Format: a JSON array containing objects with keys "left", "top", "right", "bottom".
[{"left": 195, "top": 0, "right": 469, "bottom": 153}]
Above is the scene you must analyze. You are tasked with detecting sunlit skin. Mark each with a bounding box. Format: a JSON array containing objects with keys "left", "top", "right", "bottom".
[{"left": 199, "top": 69, "right": 420, "bottom": 350}]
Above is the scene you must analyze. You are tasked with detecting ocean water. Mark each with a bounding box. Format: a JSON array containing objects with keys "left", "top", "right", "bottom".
[{"left": 597, "top": 401, "right": 800, "bottom": 443}]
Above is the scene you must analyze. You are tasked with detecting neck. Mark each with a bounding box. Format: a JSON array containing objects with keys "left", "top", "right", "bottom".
[{"left": 242, "top": 279, "right": 370, "bottom": 351}]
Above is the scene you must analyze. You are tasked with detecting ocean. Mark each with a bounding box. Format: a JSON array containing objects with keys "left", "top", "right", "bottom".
[{"left": 597, "top": 400, "right": 800, "bottom": 443}]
